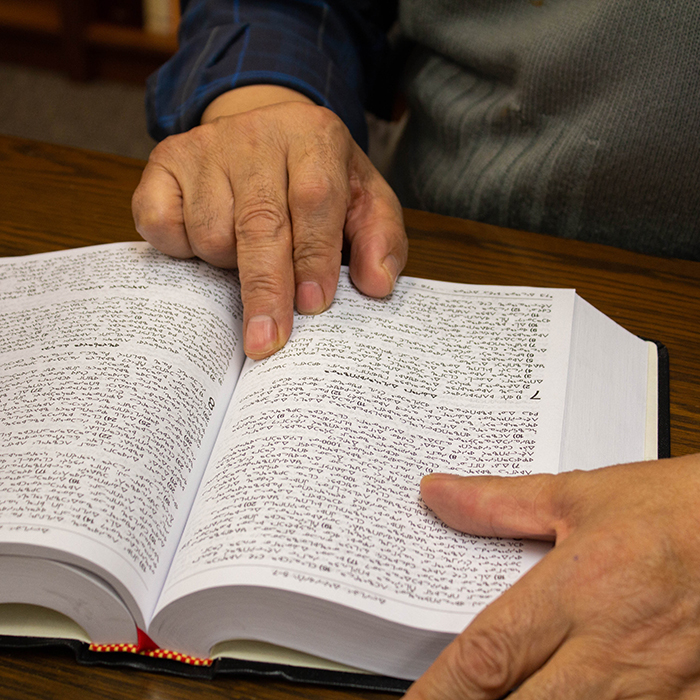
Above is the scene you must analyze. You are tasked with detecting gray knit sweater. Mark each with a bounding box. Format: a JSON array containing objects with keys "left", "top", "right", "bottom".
[{"left": 389, "top": 0, "right": 700, "bottom": 260}]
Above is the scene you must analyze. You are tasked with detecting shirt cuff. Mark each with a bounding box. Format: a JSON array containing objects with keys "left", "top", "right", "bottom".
[{"left": 146, "top": 6, "right": 369, "bottom": 149}]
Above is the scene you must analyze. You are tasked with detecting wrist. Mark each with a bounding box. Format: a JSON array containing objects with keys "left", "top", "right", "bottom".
[{"left": 201, "top": 85, "right": 315, "bottom": 123}]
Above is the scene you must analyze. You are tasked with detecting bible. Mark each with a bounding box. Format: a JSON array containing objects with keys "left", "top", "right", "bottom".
[{"left": 0, "top": 242, "right": 668, "bottom": 690}]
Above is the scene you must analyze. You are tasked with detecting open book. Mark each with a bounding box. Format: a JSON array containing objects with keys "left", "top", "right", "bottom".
[{"left": 0, "top": 242, "right": 667, "bottom": 687}]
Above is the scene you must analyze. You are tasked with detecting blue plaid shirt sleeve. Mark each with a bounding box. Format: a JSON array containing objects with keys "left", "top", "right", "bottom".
[{"left": 145, "top": 0, "right": 396, "bottom": 151}]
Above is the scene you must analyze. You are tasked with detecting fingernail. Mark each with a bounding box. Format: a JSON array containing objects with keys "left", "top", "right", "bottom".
[
  {"left": 296, "top": 281, "right": 326, "bottom": 314},
  {"left": 382, "top": 254, "right": 400, "bottom": 291},
  {"left": 246, "top": 315, "right": 278, "bottom": 356}
]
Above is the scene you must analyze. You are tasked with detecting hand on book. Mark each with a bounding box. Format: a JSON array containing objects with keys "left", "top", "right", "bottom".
[
  {"left": 132, "top": 85, "right": 407, "bottom": 359},
  {"left": 406, "top": 453, "right": 700, "bottom": 699}
]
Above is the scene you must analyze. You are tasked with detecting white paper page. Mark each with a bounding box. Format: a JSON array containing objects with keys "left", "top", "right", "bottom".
[
  {"left": 559, "top": 296, "right": 650, "bottom": 472},
  {"left": 0, "top": 243, "right": 245, "bottom": 628},
  {"left": 0, "top": 558, "right": 135, "bottom": 643},
  {"left": 644, "top": 342, "right": 659, "bottom": 460},
  {"left": 155, "top": 272, "right": 574, "bottom": 635},
  {"left": 0, "top": 604, "right": 91, "bottom": 643}
]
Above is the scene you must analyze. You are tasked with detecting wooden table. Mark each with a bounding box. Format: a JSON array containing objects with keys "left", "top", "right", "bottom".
[{"left": 0, "top": 134, "right": 699, "bottom": 699}]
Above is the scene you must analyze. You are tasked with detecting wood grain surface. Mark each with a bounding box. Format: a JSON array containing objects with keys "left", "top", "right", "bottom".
[{"left": 0, "top": 134, "right": 698, "bottom": 700}]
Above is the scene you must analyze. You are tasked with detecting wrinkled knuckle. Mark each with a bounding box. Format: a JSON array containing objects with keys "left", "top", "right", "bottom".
[
  {"left": 294, "top": 107, "right": 349, "bottom": 157},
  {"left": 155, "top": 126, "right": 221, "bottom": 169},
  {"left": 131, "top": 204, "right": 159, "bottom": 237},
  {"left": 310, "top": 105, "right": 345, "bottom": 132},
  {"left": 131, "top": 188, "right": 151, "bottom": 230},
  {"left": 185, "top": 121, "right": 219, "bottom": 149},
  {"left": 289, "top": 175, "right": 341, "bottom": 213},
  {"left": 190, "top": 230, "right": 234, "bottom": 262},
  {"left": 235, "top": 204, "right": 289, "bottom": 243},
  {"left": 132, "top": 195, "right": 180, "bottom": 243},
  {"left": 293, "top": 240, "right": 339, "bottom": 269},
  {"left": 240, "top": 271, "right": 285, "bottom": 305},
  {"left": 454, "top": 627, "right": 514, "bottom": 693}
]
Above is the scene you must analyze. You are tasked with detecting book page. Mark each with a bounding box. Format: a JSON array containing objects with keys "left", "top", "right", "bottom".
[
  {"left": 0, "top": 243, "right": 245, "bottom": 628},
  {"left": 0, "top": 558, "right": 135, "bottom": 644},
  {"left": 559, "top": 296, "right": 650, "bottom": 472},
  {"left": 154, "top": 272, "right": 574, "bottom": 638},
  {"left": 0, "top": 604, "right": 91, "bottom": 643}
]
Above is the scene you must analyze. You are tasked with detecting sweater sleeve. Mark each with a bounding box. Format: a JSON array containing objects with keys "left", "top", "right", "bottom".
[{"left": 145, "top": 0, "right": 397, "bottom": 150}]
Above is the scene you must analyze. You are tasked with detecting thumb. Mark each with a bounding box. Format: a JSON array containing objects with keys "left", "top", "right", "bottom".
[
  {"left": 344, "top": 151, "right": 408, "bottom": 298},
  {"left": 420, "top": 472, "right": 570, "bottom": 541}
]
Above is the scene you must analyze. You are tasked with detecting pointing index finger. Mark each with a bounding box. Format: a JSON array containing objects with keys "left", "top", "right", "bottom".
[
  {"left": 286, "top": 109, "right": 350, "bottom": 315},
  {"left": 227, "top": 114, "right": 295, "bottom": 359}
]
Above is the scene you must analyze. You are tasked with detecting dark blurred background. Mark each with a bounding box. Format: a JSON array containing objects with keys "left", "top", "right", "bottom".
[{"left": 0, "top": 0, "right": 179, "bottom": 159}]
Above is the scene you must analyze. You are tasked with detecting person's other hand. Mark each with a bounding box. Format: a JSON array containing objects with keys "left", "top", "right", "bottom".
[
  {"left": 132, "top": 85, "right": 407, "bottom": 359},
  {"left": 407, "top": 453, "right": 700, "bottom": 699}
]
